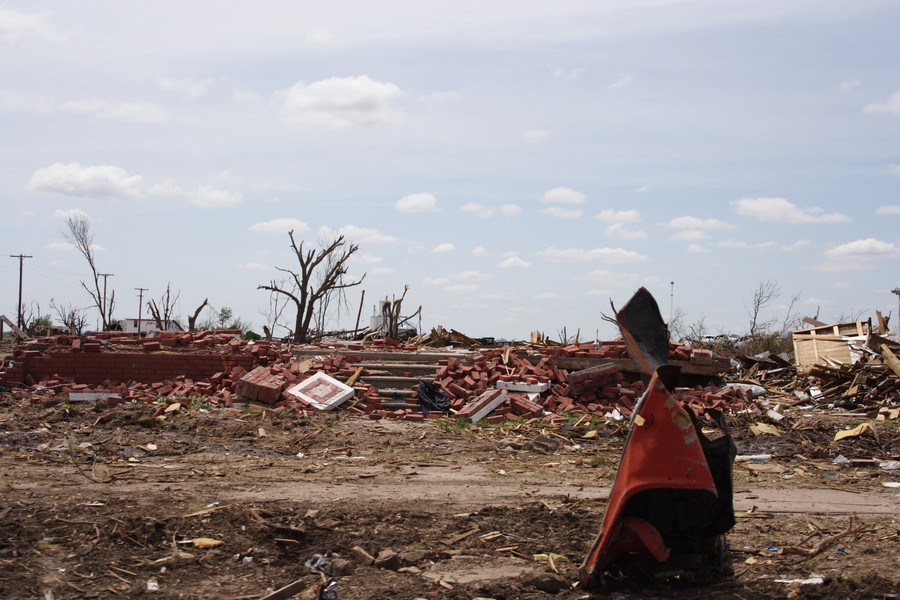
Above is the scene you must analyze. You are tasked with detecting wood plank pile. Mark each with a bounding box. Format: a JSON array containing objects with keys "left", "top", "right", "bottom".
[{"left": 733, "top": 335, "right": 900, "bottom": 411}]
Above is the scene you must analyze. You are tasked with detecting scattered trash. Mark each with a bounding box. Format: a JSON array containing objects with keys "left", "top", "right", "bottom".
[
  {"left": 833, "top": 455, "right": 850, "bottom": 465},
  {"left": 417, "top": 379, "right": 450, "bottom": 416},
  {"left": 146, "top": 578, "right": 159, "bottom": 591},
  {"left": 750, "top": 422, "right": 781, "bottom": 437},
  {"left": 879, "top": 461, "right": 900, "bottom": 471},
  {"left": 775, "top": 574, "right": 825, "bottom": 585},
  {"left": 834, "top": 422, "right": 872, "bottom": 442}
]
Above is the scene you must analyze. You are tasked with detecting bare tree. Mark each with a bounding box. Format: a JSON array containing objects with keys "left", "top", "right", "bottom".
[
  {"left": 50, "top": 299, "right": 88, "bottom": 335},
  {"left": 187, "top": 298, "right": 209, "bottom": 332},
  {"left": 147, "top": 283, "right": 180, "bottom": 331},
  {"left": 380, "top": 285, "right": 410, "bottom": 340},
  {"left": 257, "top": 231, "right": 365, "bottom": 343},
  {"left": 260, "top": 281, "right": 293, "bottom": 340},
  {"left": 313, "top": 247, "right": 356, "bottom": 337},
  {"left": 62, "top": 214, "right": 113, "bottom": 330},
  {"left": 745, "top": 279, "right": 781, "bottom": 337}
]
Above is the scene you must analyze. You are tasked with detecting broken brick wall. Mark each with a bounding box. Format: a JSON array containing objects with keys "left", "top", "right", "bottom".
[{"left": 0, "top": 352, "right": 255, "bottom": 386}]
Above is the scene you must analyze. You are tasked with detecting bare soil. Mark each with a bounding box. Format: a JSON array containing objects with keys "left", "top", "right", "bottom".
[{"left": 1, "top": 392, "right": 898, "bottom": 599}]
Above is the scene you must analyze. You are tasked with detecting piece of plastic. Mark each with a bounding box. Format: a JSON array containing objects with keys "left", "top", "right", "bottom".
[{"left": 418, "top": 379, "right": 450, "bottom": 416}]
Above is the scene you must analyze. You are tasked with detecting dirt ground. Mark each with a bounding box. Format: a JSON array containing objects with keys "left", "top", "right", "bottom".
[{"left": 1, "top": 391, "right": 898, "bottom": 599}]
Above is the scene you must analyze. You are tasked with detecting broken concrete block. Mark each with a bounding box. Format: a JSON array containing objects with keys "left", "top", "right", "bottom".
[
  {"left": 496, "top": 380, "right": 550, "bottom": 394},
  {"left": 456, "top": 389, "right": 507, "bottom": 423},
  {"left": 285, "top": 372, "right": 355, "bottom": 410}
]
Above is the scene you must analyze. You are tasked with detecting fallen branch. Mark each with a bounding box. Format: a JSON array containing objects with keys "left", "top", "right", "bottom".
[{"left": 781, "top": 514, "right": 862, "bottom": 557}]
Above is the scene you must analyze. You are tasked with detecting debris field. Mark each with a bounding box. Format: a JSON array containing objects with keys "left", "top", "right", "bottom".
[{"left": 0, "top": 327, "right": 898, "bottom": 599}]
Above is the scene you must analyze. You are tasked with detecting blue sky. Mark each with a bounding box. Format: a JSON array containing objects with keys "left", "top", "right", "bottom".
[{"left": 1, "top": 1, "right": 899, "bottom": 340}]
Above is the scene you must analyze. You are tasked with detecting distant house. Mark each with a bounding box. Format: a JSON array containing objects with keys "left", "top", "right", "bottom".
[{"left": 115, "top": 318, "right": 184, "bottom": 335}]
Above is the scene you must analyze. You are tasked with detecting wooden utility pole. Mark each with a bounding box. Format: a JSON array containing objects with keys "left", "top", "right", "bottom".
[
  {"left": 9, "top": 254, "right": 32, "bottom": 330},
  {"left": 135, "top": 287, "right": 148, "bottom": 335}
]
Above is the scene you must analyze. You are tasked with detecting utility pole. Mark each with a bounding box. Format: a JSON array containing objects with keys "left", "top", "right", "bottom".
[
  {"left": 9, "top": 254, "right": 32, "bottom": 330},
  {"left": 669, "top": 281, "right": 675, "bottom": 324},
  {"left": 99, "top": 273, "right": 114, "bottom": 329},
  {"left": 892, "top": 288, "right": 900, "bottom": 335},
  {"left": 135, "top": 287, "right": 148, "bottom": 336}
]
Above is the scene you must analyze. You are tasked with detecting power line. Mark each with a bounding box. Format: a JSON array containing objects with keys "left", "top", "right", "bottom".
[{"left": 9, "top": 254, "right": 33, "bottom": 329}]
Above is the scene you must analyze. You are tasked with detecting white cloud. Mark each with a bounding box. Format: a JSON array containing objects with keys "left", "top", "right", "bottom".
[
  {"left": 875, "top": 205, "right": 900, "bottom": 216},
  {"left": 159, "top": 76, "right": 215, "bottom": 99},
  {"left": 541, "top": 206, "right": 583, "bottom": 219},
  {"left": 322, "top": 224, "right": 400, "bottom": 244},
  {"left": 665, "top": 215, "right": 732, "bottom": 230},
  {"left": 445, "top": 283, "right": 478, "bottom": 293},
  {"left": 538, "top": 246, "right": 648, "bottom": 264},
  {"left": 824, "top": 238, "right": 899, "bottom": 260},
  {"left": 0, "top": 6, "right": 65, "bottom": 45},
  {"left": 419, "top": 91, "right": 462, "bottom": 107},
  {"left": 599, "top": 212, "right": 646, "bottom": 238},
  {"left": 306, "top": 27, "right": 336, "bottom": 45},
  {"left": 462, "top": 202, "right": 521, "bottom": 218},
  {"left": 423, "top": 276, "right": 450, "bottom": 286},
  {"left": 840, "top": 79, "right": 861, "bottom": 92},
  {"left": 358, "top": 253, "right": 383, "bottom": 264},
  {"left": 687, "top": 243, "right": 708, "bottom": 254},
  {"left": 541, "top": 186, "right": 586, "bottom": 204},
  {"left": 815, "top": 238, "right": 899, "bottom": 272},
  {"left": 604, "top": 223, "right": 647, "bottom": 240},
  {"left": 890, "top": 164, "right": 900, "bottom": 174},
  {"left": 47, "top": 241, "right": 76, "bottom": 251},
  {"left": 432, "top": 243, "right": 455, "bottom": 253},
  {"left": 471, "top": 246, "right": 489, "bottom": 257},
  {"left": 0, "top": 89, "right": 52, "bottom": 113},
  {"left": 395, "top": 192, "right": 439, "bottom": 213},
  {"left": 52, "top": 208, "right": 89, "bottom": 221},
  {"left": 732, "top": 197, "right": 850, "bottom": 224},
  {"left": 233, "top": 88, "right": 262, "bottom": 109},
  {"left": 553, "top": 67, "right": 586, "bottom": 80},
  {"left": 280, "top": 75, "right": 403, "bottom": 131},
  {"left": 462, "top": 202, "right": 493, "bottom": 218},
  {"left": 371, "top": 266, "right": 395, "bottom": 275},
  {"left": 637, "top": 185, "right": 650, "bottom": 193},
  {"left": 188, "top": 185, "right": 242, "bottom": 208},
  {"left": 535, "top": 292, "right": 564, "bottom": 301},
  {"left": 453, "top": 270, "right": 489, "bottom": 282},
  {"left": 863, "top": 91, "right": 900, "bottom": 115},
  {"left": 27, "top": 163, "right": 142, "bottom": 198},
  {"left": 521, "top": 129, "right": 549, "bottom": 141},
  {"left": 608, "top": 74, "right": 634, "bottom": 89},
  {"left": 596, "top": 209, "right": 640, "bottom": 224},
  {"left": 497, "top": 254, "right": 532, "bottom": 268},
  {"left": 60, "top": 100, "right": 174, "bottom": 123},
  {"left": 250, "top": 218, "right": 310, "bottom": 234},
  {"left": 670, "top": 230, "right": 708, "bottom": 241}
]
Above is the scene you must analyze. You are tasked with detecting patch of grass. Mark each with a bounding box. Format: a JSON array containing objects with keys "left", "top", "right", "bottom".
[
  {"left": 558, "top": 412, "right": 606, "bottom": 427},
  {"left": 435, "top": 417, "right": 472, "bottom": 435}
]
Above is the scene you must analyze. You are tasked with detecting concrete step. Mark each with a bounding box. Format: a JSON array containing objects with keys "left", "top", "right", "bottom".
[
  {"left": 353, "top": 362, "right": 440, "bottom": 376},
  {"left": 359, "top": 375, "right": 420, "bottom": 390}
]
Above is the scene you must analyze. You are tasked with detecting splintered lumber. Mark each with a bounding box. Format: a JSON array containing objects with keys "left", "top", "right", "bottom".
[{"left": 880, "top": 345, "right": 900, "bottom": 379}]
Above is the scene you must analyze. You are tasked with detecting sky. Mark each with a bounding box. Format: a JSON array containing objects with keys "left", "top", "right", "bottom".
[{"left": 1, "top": 1, "right": 899, "bottom": 342}]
